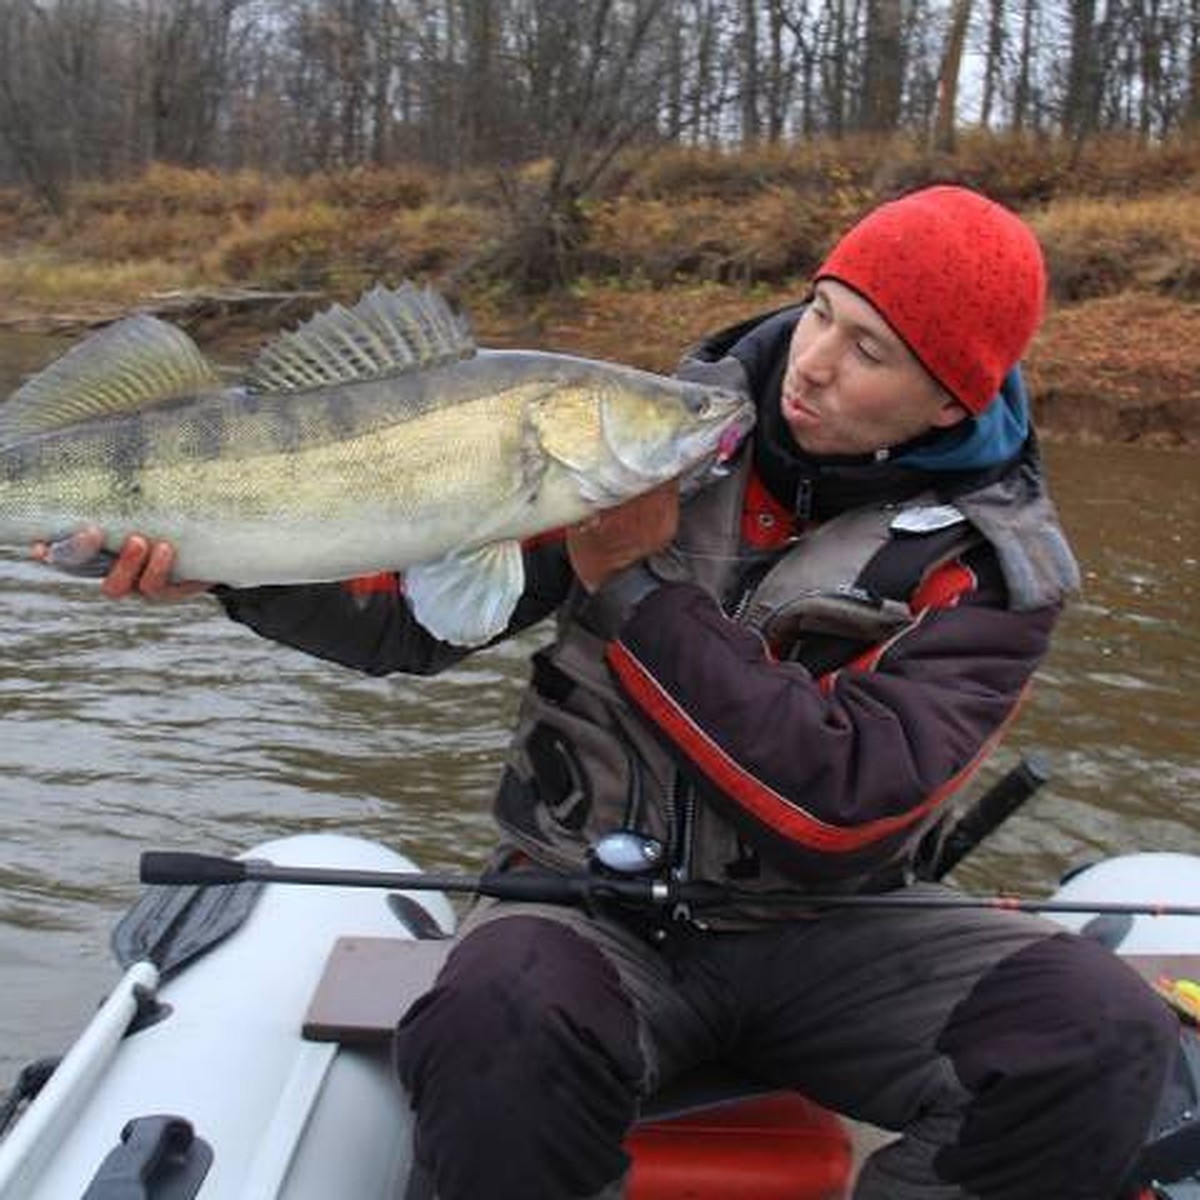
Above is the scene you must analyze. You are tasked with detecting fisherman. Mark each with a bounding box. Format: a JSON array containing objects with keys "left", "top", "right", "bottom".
[{"left": 54, "top": 185, "right": 1178, "bottom": 1200}]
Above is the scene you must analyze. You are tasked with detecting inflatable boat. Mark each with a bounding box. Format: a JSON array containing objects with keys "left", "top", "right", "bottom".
[{"left": 2, "top": 831, "right": 1199, "bottom": 1199}]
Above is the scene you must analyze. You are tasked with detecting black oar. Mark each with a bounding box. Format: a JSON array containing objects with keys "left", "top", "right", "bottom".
[
  {"left": 139, "top": 851, "right": 1200, "bottom": 919},
  {"left": 111, "top": 875, "right": 264, "bottom": 978}
]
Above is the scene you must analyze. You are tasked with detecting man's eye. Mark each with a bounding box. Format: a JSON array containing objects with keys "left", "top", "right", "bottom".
[{"left": 857, "top": 341, "right": 882, "bottom": 364}]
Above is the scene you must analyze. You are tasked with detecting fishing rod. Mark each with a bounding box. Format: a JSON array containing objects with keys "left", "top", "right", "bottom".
[{"left": 139, "top": 849, "right": 1200, "bottom": 919}]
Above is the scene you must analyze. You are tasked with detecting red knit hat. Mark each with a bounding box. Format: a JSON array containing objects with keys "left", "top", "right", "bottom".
[{"left": 815, "top": 185, "right": 1046, "bottom": 414}]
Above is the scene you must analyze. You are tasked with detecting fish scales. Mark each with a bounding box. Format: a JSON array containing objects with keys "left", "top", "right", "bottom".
[{"left": 0, "top": 286, "right": 754, "bottom": 644}]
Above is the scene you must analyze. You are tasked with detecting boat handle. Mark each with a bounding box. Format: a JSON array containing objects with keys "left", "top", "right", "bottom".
[{"left": 81, "top": 1114, "right": 212, "bottom": 1200}]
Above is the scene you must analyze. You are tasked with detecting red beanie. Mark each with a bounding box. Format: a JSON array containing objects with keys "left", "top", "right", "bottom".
[{"left": 815, "top": 185, "right": 1046, "bottom": 414}]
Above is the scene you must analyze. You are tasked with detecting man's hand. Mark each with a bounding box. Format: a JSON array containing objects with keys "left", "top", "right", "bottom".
[
  {"left": 566, "top": 481, "right": 679, "bottom": 593},
  {"left": 31, "top": 528, "right": 212, "bottom": 601}
]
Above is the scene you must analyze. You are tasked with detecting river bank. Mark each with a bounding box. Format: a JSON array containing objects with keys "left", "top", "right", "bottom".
[
  {"left": 6, "top": 282, "right": 1194, "bottom": 448},
  {"left": 1, "top": 141, "right": 1197, "bottom": 446}
]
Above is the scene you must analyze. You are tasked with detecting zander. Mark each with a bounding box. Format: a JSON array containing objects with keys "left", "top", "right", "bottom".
[{"left": 0, "top": 284, "right": 753, "bottom": 645}]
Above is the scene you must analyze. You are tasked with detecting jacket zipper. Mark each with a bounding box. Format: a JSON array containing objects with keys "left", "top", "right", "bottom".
[{"left": 667, "top": 771, "right": 697, "bottom": 920}]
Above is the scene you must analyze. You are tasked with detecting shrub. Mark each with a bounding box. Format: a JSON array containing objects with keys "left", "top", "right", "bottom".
[
  {"left": 1032, "top": 192, "right": 1200, "bottom": 302},
  {"left": 206, "top": 204, "right": 346, "bottom": 288}
]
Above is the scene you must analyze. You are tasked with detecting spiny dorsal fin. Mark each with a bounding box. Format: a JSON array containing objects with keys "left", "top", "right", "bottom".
[
  {"left": 0, "top": 315, "right": 221, "bottom": 442},
  {"left": 247, "top": 282, "right": 475, "bottom": 394}
]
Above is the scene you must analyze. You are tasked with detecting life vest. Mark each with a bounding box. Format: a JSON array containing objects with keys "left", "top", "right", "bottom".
[{"left": 492, "top": 447, "right": 1037, "bottom": 913}]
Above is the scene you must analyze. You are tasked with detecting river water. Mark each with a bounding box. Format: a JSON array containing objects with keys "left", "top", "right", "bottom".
[{"left": 0, "top": 332, "right": 1197, "bottom": 1083}]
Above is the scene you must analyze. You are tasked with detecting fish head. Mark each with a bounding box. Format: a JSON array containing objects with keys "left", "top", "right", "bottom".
[
  {"left": 595, "top": 373, "right": 756, "bottom": 490},
  {"left": 529, "top": 364, "right": 754, "bottom": 509}
]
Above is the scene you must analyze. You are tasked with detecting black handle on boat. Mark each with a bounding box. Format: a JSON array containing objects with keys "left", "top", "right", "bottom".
[{"left": 138, "top": 851, "right": 1200, "bottom": 918}]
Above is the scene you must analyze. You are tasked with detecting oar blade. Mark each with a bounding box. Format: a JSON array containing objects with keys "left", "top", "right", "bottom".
[{"left": 110, "top": 879, "right": 264, "bottom": 979}]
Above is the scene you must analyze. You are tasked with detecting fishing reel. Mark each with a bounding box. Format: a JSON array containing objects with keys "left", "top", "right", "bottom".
[{"left": 588, "top": 831, "right": 667, "bottom": 879}]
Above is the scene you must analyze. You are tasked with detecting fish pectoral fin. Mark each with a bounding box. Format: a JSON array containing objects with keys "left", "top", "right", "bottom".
[
  {"left": 404, "top": 541, "right": 526, "bottom": 648},
  {"left": 0, "top": 316, "right": 222, "bottom": 443}
]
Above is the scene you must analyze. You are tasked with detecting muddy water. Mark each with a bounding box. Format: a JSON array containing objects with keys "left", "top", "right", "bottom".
[{"left": 0, "top": 332, "right": 1196, "bottom": 1082}]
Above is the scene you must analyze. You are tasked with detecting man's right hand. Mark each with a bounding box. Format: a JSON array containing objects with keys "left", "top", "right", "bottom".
[{"left": 31, "top": 528, "right": 213, "bottom": 601}]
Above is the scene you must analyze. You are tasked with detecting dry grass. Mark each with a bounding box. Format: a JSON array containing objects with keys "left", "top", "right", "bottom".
[
  {"left": 4, "top": 137, "right": 1199, "bottom": 306},
  {"left": 0, "top": 253, "right": 192, "bottom": 313},
  {"left": 472, "top": 280, "right": 789, "bottom": 371},
  {"left": 1031, "top": 193, "right": 1200, "bottom": 302},
  {"left": 0, "top": 138, "right": 1197, "bottom": 443},
  {"left": 1027, "top": 294, "right": 1200, "bottom": 446}
]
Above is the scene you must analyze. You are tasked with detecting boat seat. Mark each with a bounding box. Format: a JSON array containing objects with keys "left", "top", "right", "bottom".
[
  {"left": 303, "top": 936, "right": 1200, "bottom": 1118},
  {"left": 303, "top": 935, "right": 794, "bottom": 1115}
]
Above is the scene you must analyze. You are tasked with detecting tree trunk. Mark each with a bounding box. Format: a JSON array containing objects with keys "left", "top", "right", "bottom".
[
  {"left": 1064, "top": 0, "right": 1097, "bottom": 137},
  {"left": 932, "top": 0, "right": 971, "bottom": 152},
  {"left": 1191, "top": 0, "right": 1200, "bottom": 134},
  {"left": 979, "top": 0, "right": 1004, "bottom": 129},
  {"left": 741, "top": 0, "right": 761, "bottom": 141},
  {"left": 861, "top": 0, "right": 904, "bottom": 133}
]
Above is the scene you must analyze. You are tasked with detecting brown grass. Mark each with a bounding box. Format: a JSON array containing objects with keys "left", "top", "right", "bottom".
[
  {"left": 1031, "top": 193, "right": 1200, "bottom": 302},
  {"left": 0, "top": 136, "right": 1197, "bottom": 443},
  {"left": 1027, "top": 294, "right": 1200, "bottom": 446}
]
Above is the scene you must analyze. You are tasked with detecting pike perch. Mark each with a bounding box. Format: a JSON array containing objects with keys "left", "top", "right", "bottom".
[{"left": 0, "top": 284, "right": 754, "bottom": 645}]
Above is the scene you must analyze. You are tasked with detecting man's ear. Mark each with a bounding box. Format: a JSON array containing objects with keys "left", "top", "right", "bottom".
[{"left": 931, "top": 395, "right": 972, "bottom": 429}]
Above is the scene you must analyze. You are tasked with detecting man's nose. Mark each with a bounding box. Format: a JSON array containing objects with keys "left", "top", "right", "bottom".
[{"left": 792, "top": 329, "right": 837, "bottom": 384}]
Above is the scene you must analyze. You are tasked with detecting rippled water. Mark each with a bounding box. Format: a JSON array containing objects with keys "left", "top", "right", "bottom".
[{"left": 0, "top": 332, "right": 1196, "bottom": 1082}]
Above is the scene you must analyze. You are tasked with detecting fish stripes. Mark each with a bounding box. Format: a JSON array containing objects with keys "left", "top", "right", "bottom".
[{"left": 0, "top": 282, "right": 754, "bottom": 646}]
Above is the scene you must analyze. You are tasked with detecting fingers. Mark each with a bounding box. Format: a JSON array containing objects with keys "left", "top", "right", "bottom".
[
  {"left": 31, "top": 530, "right": 210, "bottom": 600},
  {"left": 100, "top": 535, "right": 154, "bottom": 598},
  {"left": 101, "top": 537, "right": 210, "bottom": 601}
]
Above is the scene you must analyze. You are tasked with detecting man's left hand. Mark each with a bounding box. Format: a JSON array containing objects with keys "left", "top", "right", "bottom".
[{"left": 566, "top": 481, "right": 679, "bottom": 594}]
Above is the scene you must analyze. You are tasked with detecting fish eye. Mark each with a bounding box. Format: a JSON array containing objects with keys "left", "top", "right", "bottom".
[{"left": 684, "top": 390, "right": 711, "bottom": 416}]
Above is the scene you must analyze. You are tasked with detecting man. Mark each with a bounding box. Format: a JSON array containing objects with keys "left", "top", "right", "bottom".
[{"left": 58, "top": 185, "right": 1176, "bottom": 1199}]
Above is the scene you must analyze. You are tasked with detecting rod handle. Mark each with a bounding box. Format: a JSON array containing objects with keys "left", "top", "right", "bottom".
[{"left": 140, "top": 852, "right": 248, "bottom": 886}]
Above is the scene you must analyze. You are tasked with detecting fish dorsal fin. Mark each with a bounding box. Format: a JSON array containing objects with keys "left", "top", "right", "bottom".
[
  {"left": 247, "top": 282, "right": 475, "bottom": 393},
  {"left": 0, "top": 315, "right": 220, "bottom": 442}
]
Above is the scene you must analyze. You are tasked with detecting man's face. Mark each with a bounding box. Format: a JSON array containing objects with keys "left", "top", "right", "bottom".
[{"left": 781, "top": 279, "right": 969, "bottom": 457}]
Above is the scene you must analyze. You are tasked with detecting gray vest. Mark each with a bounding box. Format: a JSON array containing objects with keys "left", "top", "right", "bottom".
[{"left": 493, "top": 449, "right": 1078, "bottom": 917}]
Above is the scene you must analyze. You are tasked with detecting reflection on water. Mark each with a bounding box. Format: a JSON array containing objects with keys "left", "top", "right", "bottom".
[{"left": 0, "top": 333, "right": 1197, "bottom": 1079}]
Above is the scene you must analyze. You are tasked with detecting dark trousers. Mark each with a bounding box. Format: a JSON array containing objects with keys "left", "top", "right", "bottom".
[{"left": 394, "top": 888, "right": 1176, "bottom": 1200}]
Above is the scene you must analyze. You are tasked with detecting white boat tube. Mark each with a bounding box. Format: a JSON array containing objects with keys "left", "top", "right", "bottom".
[{"left": 0, "top": 960, "right": 160, "bottom": 1198}]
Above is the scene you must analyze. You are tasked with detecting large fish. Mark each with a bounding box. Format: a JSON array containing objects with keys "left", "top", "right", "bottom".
[{"left": 0, "top": 284, "right": 754, "bottom": 645}]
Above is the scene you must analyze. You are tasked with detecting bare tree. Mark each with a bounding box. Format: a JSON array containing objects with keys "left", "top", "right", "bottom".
[
  {"left": 1190, "top": 0, "right": 1200, "bottom": 131},
  {"left": 1063, "top": 0, "right": 1098, "bottom": 137},
  {"left": 1013, "top": 0, "right": 1039, "bottom": 131},
  {"left": 979, "top": 0, "right": 1005, "bottom": 128},
  {"left": 932, "top": 0, "right": 971, "bottom": 151},
  {"left": 132, "top": 0, "right": 246, "bottom": 167},
  {"left": 860, "top": 0, "right": 904, "bottom": 132},
  {"left": 740, "top": 0, "right": 762, "bottom": 139}
]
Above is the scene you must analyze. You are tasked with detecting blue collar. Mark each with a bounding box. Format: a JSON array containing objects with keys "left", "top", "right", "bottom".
[{"left": 895, "top": 368, "right": 1030, "bottom": 473}]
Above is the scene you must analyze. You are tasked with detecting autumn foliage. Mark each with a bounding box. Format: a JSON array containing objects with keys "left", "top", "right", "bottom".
[{"left": 0, "top": 134, "right": 1197, "bottom": 444}]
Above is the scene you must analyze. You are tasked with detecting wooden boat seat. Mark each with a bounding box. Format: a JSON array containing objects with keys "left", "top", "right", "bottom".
[
  {"left": 303, "top": 935, "right": 1200, "bottom": 1117},
  {"left": 303, "top": 935, "right": 788, "bottom": 1117}
]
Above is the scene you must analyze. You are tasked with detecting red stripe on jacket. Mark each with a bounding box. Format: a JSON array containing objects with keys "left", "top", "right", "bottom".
[
  {"left": 343, "top": 572, "right": 402, "bottom": 597},
  {"left": 822, "top": 557, "right": 979, "bottom": 689},
  {"left": 608, "top": 636, "right": 1026, "bottom": 854}
]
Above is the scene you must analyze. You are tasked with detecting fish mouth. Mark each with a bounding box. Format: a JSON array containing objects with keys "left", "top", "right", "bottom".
[
  {"left": 678, "top": 403, "right": 755, "bottom": 493},
  {"left": 714, "top": 401, "right": 757, "bottom": 463},
  {"left": 717, "top": 421, "right": 748, "bottom": 464}
]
